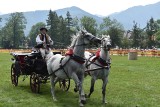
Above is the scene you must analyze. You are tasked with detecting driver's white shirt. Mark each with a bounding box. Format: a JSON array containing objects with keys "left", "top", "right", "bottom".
[{"left": 36, "top": 34, "right": 52, "bottom": 45}]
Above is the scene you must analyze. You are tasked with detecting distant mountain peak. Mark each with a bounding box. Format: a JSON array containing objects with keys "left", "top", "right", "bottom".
[
  {"left": 95, "top": 14, "right": 104, "bottom": 17},
  {"left": 70, "top": 6, "right": 81, "bottom": 9},
  {"left": 55, "top": 6, "right": 82, "bottom": 11}
]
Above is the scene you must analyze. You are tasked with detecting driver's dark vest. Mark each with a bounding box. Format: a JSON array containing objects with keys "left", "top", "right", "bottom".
[{"left": 39, "top": 34, "right": 50, "bottom": 44}]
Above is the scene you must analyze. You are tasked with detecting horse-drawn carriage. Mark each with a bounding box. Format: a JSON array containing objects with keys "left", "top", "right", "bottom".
[
  {"left": 10, "top": 49, "right": 70, "bottom": 93},
  {"left": 10, "top": 30, "right": 111, "bottom": 106}
]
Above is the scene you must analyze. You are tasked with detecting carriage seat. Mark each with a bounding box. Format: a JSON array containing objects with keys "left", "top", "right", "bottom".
[{"left": 29, "top": 48, "right": 42, "bottom": 59}]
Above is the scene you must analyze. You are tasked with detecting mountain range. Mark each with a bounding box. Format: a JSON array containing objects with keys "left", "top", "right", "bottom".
[
  {"left": 0, "top": 2, "right": 160, "bottom": 35},
  {"left": 110, "top": 2, "right": 160, "bottom": 29}
]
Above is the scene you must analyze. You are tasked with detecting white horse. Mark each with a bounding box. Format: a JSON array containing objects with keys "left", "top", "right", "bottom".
[
  {"left": 85, "top": 35, "right": 111, "bottom": 104},
  {"left": 41, "top": 30, "right": 101, "bottom": 107}
]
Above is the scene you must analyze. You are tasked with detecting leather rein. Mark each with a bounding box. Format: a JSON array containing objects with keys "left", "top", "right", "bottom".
[{"left": 85, "top": 48, "right": 111, "bottom": 73}]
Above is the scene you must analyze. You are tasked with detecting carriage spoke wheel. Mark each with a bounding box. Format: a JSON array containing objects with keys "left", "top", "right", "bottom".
[
  {"left": 30, "top": 72, "right": 40, "bottom": 93},
  {"left": 11, "top": 64, "right": 18, "bottom": 86},
  {"left": 59, "top": 79, "right": 70, "bottom": 91}
]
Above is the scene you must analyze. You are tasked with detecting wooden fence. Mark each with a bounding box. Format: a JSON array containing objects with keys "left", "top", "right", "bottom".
[{"left": 1, "top": 49, "right": 160, "bottom": 57}]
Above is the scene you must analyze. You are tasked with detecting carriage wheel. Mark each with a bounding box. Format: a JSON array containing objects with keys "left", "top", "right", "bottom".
[
  {"left": 30, "top": 72, "right": 40, "bottom": 93},
  {"left": 59, "top": 79, "right": 70, "bottom": 91},
  {"left": 11, "top": 64, "right": 18, "bottom": 86}
]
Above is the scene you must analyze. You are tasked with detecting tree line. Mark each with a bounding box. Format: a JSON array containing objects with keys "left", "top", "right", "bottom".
[
  {"left": 0, "top": 13, "right": 26, "bottom": 48},
  {"left": 0, "top": 11, "right": 160, "bottom": 49}
]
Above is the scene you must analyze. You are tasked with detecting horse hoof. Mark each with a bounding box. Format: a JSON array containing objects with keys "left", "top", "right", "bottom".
[
  {"left": 79, "top": 103, "right": 84, "bottom": 107},
  {"left": 53, "top": 98, "right": 57, "bottom": 102},
  {"left": 102, "top": 101, "right": 108, "bottom": 104},
  {"left": 81, "top": 100, "right": 86, "bottom": 105}
]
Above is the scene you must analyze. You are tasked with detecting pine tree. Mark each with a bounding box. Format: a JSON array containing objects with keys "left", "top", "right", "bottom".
[
  {"left": 46, "top": 10, "right": 60, "bottom": 48},
  {"left": 146, "top": 17, "right": 158, "bottom": 48},
  {"left": 66, "top": 11, "right": 73, "bottom": 30},
  {"left": 131, "top": 22, "right": 142, "bottom": 48},
  {"left": 65, "top": 11, "right": 73, "bottom": 46}
]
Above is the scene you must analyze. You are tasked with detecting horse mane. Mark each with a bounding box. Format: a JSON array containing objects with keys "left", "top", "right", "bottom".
[
  {"left": 69, "top": 32, "right": 80, "bottom": 48},
  {"left": 68, "top": 30, "right": 87, "bottom": 48}
]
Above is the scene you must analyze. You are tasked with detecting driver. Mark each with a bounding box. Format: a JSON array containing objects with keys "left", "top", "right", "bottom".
[{"left": 35, "top": 27, "right": 53, "bottom": 58}]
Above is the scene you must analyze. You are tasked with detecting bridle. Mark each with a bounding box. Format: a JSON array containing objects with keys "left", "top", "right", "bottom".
[
  {"left": 100, "top": 38, "right": 111, "bottom": 51},
  {"left": 74, "top": 32, "right": 96, "bottom": 47},
  {"left": 85, "top": 38, "right": 112, "bottom": 73},
  {"left": 69, "top": 32, "right": 95, "bottom": 64}
]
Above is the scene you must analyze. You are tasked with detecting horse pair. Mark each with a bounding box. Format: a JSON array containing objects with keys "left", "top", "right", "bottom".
[{"left": 41, "top": 30, "right": 111, "bottom": 107}]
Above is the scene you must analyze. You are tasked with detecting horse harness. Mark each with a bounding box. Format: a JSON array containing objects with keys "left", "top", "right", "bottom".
[
  {"left": 48, "top": 33, "right": 94, "bottom": 77},
  {"left": 60, "top": 54, "right": 85, "bottom": 78},
  {"left": 85, "top": 52, "right": 111, "bottom": 75},
  {"left": 48, "top": 52, "right": 86, "bottom": 78}
]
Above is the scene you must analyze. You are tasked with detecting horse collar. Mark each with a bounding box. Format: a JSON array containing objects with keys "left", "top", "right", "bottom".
[
  {"left": 91, "top": 49, "right": 100, "bottom": 62},
  {"left": 71, "top": 54, "right": 85, "bottom": 64},
  {"left": 92, "top": 49, "right": 110, "bottom": 67},
  {"left": 97, "top": 57, "right": 109, "bottom": 66},
  {"left": 65, "top": 49, "right": 85, "bottom": 64}
]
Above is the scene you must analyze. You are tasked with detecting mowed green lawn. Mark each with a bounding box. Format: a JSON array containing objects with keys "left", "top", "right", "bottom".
[{"left": 0, "top": 53, "right": 160, "bottom": 107}]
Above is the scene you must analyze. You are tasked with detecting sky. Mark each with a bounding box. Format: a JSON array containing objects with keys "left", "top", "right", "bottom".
[{"left": 0, "top": 0, "right": 160, "bottom": 16}]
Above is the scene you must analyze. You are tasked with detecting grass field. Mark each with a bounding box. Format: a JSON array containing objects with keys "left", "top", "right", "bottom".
[{"left": 0, "top": 53, "right": 160, "bottom": 107}]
